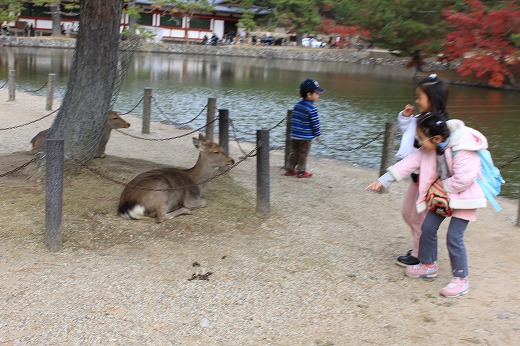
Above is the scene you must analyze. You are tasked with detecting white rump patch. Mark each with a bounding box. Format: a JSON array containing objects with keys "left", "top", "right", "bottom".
[{"left": 127, "top": 205, "right": 146, "bottom": 219}]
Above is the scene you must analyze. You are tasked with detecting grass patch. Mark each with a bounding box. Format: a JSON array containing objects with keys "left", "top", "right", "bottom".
[{"left": 0, "top": 154, "right": 262, "bottom": 250}]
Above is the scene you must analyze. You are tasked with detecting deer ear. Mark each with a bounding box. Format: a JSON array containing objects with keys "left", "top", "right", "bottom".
[
  {"left": 193, "top": 137, "right": 202, "bottom": 149},
  {"left": 198, "top": 133, "right": 207, "bottom": 141}
]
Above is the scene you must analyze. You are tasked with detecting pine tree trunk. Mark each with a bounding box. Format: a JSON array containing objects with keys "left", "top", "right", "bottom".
[
  {"left": 50, "top": 3, "right": 62, "bottom": 36},
  {"left": 47, "top": 0, "right": 123, "bottom": 163}
]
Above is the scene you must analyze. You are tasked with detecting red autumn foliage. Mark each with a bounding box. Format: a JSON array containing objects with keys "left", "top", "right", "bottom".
[
  {"left": 318, "top": 18, "right": 370, "bottom": 48},
  {"left": 443, "top": 0, "right": 520, "bottom": 87}
]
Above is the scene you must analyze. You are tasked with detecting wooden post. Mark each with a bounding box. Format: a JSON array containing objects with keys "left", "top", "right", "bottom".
[
  {"left": 379, "top": 122, "right": 398, "bottom": 177},
  {"left": 517, "top": 192, "right": 520, "bottom": 227},
  {"left": 284, "top": 109, "right": 292, "bottom": 169},
  {"left": 218, "top": 109, "right": 229, "bottom": 155},
  {"left": 46, "top": 73, "right": 55, "bottom": 111},
  {"left": 45, "top": 139, "right": 64, "bottom": 252},
  {"left": 142, "top": 87, "right": 152, "bottom": 134},
  {"left": 206, "top": 97, "right": 216, "bottom": 141},
  {"left": 256, "top": 129, "right": 270, "bottom": 215},
  {"left": 8, "top": 70, "right": 15, "bottom": 101}
]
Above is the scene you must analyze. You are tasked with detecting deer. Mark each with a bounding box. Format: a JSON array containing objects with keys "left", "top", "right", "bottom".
[
  {"left": 118, "top": 133, "right": 235, "bottom": 223},
  {"left": 30, "top": 110, "right": 130, "bottom": 158}
]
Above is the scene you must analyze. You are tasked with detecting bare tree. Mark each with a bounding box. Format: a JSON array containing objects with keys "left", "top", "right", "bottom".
[{"left": 46, "top": 0, "right": 124, "bottom": 163}]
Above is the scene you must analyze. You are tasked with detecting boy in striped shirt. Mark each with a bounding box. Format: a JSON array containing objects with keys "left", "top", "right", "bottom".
[{"left": 285, "top": 79, "right": 325, "bottom": 178}]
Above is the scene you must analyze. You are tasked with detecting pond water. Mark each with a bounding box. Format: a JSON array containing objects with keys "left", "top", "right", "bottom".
[{"left": 1, "top": 46, "right": 518, "bottom": 199}]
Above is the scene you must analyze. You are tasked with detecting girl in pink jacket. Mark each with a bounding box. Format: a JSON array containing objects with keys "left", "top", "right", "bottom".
[{"left": 366, "top": 113, "right": 487, "bottom": 297}]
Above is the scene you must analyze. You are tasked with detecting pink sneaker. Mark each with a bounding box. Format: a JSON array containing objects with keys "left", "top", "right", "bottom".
[
  {"left": 440, "top": 277, "right": 469, "bottom": 297},
  {"left": 405, "top": 262, "right": 438, "bottom": 278}
]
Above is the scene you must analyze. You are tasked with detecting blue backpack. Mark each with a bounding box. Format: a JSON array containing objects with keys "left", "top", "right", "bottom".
[
  {"left": 453, "top": 149, "right": 505, "bottom": 212},
  {"left": 475, "top": 150, "right": 505, "bottom": 212}
]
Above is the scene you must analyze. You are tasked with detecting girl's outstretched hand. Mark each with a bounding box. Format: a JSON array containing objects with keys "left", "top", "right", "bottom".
[
  {"left": 365, "top": 181, "right": 382, "bottom": 192},
  {"left": 402, "top": 104, "right": 415, "bottom": 117}
]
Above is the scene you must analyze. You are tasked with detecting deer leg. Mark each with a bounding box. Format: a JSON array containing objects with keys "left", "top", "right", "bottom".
[
  {"left": 183, "top": 187, "right": 206, "bottom": 209},
  {"left": 184, "top": 197, "right": 206, "bottom": 209},
  {"left": 165, "top": 207, "right": 193, "bottom": 219}
]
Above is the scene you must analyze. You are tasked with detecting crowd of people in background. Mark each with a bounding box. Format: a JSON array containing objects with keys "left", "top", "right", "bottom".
[{"left": 198, "top": 31, "right": 370, "bottom": 50}]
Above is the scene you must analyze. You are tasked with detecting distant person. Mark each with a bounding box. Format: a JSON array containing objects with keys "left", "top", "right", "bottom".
[
  {"left": 285, "top": 79, "right": 325, "bottom": 178},
  {"left": 29, "top": 24, "right": 35, "bottom": 37},
  {"left": 210, "top": 33, "right": 219, "bottom": 46},
  {"left": 366, "top": 113, "right": 489, "bottom": 297},
  {"left": 201, "top": 34, "right": 208, "bottom": 45},
  {"left": 394, "top": 74, "right": 449, "bottom": 267}
]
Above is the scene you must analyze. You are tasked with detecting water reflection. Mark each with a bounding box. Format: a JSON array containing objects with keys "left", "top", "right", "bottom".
[{"left": 1, "top": 47, "right": 518, "bottom": 198}]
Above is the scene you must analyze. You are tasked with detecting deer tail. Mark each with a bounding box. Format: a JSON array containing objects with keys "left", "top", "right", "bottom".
[{"left": 118, "top": 201, "right": 145, "bottom": 220}]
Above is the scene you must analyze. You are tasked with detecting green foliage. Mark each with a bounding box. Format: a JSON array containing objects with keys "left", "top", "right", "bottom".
[
  {"left": 244, "top": 0, "right": 326, "bottom": 34},
  {"left": 0, "top": 0, "right": 24, "bottom": 22},
  {"left": 335, "top": 0, "right": 450, "bottom": 55},
  {"left": 237, "top": 11, "right": 257, "bottom": 32},
  {"left": 152, "top": 0, "right": 214, "bottom": 15},
  {"left": 512, "top": 33, "right": 520, "bottom": 48}
]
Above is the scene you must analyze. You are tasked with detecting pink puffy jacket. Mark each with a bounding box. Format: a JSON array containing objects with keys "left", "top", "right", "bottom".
[{"left": 386, "top": 120, "right": 487, "bottom": 215}]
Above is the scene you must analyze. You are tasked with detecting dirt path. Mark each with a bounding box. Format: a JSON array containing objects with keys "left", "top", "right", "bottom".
[{"left": 1, "top": 89, "right": 519, "bottom": 345}]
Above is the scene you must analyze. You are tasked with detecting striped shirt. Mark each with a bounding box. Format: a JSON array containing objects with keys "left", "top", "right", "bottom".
[{"left": 290, "top": 99, "right": 321, "bottom": 140}]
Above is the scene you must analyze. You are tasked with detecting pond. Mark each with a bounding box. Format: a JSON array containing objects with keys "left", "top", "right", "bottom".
[{"left": 1, "top": 46, "right": 518, "bottom": 199}]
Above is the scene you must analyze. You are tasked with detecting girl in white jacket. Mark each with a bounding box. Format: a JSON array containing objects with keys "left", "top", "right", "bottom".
[{"left": 394, "top": 74, "right": 449, "bottom": 267}]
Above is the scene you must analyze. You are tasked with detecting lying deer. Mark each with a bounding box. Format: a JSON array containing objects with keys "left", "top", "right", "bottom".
[
  {"left": 30, "top": 110, "right": 130, "bottom": 158},
  {"left": 118, "top": 133, "right": 235, "bottom": 223}
]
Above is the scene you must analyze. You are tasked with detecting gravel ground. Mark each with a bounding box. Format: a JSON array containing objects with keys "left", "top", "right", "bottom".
[{"left": 1, "top": 89, "right": 519, "bottom": 345}]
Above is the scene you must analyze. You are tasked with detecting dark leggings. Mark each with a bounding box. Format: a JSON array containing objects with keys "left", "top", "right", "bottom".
[{"left": 419, "top": 211, "right": 470, "bottom": 277}]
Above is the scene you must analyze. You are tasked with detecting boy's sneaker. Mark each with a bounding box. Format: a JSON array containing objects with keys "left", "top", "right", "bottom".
[
  {"left": 284, "top": 169, "right": 297, "bottom": 176},
  {"left": 297, "top": 171, "right": 312, "bottom": 178},
  {"left": 405, "top": 262, "right": 438, "bottom": 278},
  {"left": 396, "top": 254, "right": 420, "bottom": 267},
  {"left": 440, "top": 277, "right": 469, "bottom": 297}
]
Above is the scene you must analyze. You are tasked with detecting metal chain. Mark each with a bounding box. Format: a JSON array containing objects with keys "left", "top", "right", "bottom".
[
  {"left": 70, "top": 146, "right": 257, "bottom": 191},
  {"left": 317, "top": 130, "right": 385, "bottom": 152},
  {"left": 151, "top": 96, "right": 207, "bottom": 126},
  {"left": 0, "top": 155, "right": 43, "bottom": 178},
  {"left": 228, "top": 117, "right": 286, "bottom": 137},
  {"left": 229, "top": 119, "right": 255, "bottom": 157},
  {"left": 0, "top": 109, "right": 59, "bottom": 131},
  {"left": 115, "top": 118, "right": 217, "bottom": 141},
  {"left": 498, "top": 154, "right": 520, "bottom": 170},
  {"left": 119, "top": 96, "right": 144, "bottom": 115},
  {"left": 22, "top": 80, "right": 49, "bottom": 93}
]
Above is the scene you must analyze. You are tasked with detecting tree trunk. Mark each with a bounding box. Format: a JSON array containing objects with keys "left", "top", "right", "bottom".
[
  {"left": 127, "top": 0, "right": 137, "bottom": 33},
  {"left": 47, "top": 0, "right": 123, "bottom": 163},
  {"left": 413, "top": 51, "right": 423, "bottom": 73},
  {"left": 50, "top": 3, "right": 62, "bottom": 36}
]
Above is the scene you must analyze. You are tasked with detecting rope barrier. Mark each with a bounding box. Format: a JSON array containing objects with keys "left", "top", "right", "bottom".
[
  {"left": 70, "top": 145, "right": 257, "bottom": 191},
  {"left": 115, "top": 118, "right": 217, "bottom": 141},
  {"left": 119, "top": 96, "right": 144, "bottom": 115},
  {"left": 22, "top": 80, "right": 48, "bottom": 93},
  {"left": 0, "top": 109, "right": 59, "bottom": 131},
  {"left": 0, "top": 155, "right": 43, "bottom": 178},
  {"left": 317, "top": 130, "right": 385, "bottom": 152},
  {"left": 0, "top": 80, "right": 7, "bottom": 89},
  {"left": 151, "top": 96, "right": 207, "bottom": 126},
  {"left": 498, "top": 154, "right": 520, "bottom": 170}
]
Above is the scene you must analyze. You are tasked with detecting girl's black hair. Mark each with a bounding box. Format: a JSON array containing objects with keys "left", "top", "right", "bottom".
[
  {"left": 416, "top": 112, "right": 450, "bottom": 155},
  {"left": 416, "top": 74, "right": 449, "bottom": 120}
]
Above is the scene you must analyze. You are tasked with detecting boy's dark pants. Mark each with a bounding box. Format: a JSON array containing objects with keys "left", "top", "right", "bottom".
[{"left": 287, "top": 139, "right": 312, "bottom": 172}]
